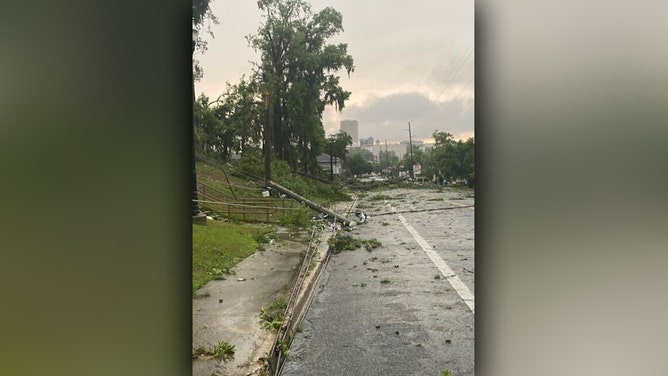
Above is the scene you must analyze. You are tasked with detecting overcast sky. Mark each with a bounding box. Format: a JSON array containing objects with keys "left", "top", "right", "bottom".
[{"left": 196, "top": 0, "right": 474, "bottom": 143}]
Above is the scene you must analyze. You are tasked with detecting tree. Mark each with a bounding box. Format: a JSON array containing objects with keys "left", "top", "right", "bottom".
[
  {"left": 194, "top": 94, "right": 228, "bottom": 159},
  {"left": 346, "top": 153, "right": 374, "bottom": 177},
  {"left": 194, "top": 75, "right": 268, "bottom": 161},
  {"left": 350, "top": 148, "right": 375, "bottom": 162},
  {"left": 377, "top": 150, "right": 398, "bottom": 175},
  {"left": 248, "top": 0, "right": 354, "bottom": 170},
  {"left": 221, "top": 75, "right": 265, "bottom": 154},
  {"left": 327, "top": 131, "right": 352, "bottom": 161},
  {"left": 193, "top": 0, "right": 219, "bottom": 81},
  {"left": 323, "top": 131, "right": 352, "bottom": 178},
  {"left": 425, "top": 131, "right": 474, "bottom": 187},
  {"left": 399, "top": 147, "right": 426, "bottom": 178},
  {"left": 432, "top": 131, "right": 456, "bottom": 147}
]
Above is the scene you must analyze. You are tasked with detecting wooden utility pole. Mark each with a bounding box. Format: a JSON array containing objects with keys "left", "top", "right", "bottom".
[
  {"left": 192, "top": 29, "right": 200, "bottom": 217},
  {"left": 329, "top": 141, "right": 334, "bottom": 181},
  {"left": 385, "top": 139, "right": 389, "bottom": 176},
  {"left": 264, "top": 91, "right": 272, "bottom": 186},
  {"left": 267, "top": 180, "right": 352, "bottom": 226},
  {"left": 408, "top": 121, "right": 415, "bottom": 179}
]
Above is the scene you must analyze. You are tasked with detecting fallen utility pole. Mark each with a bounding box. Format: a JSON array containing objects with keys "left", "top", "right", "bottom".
[{"left": 266, "top": 180, "right": 352, "bottom": 226}]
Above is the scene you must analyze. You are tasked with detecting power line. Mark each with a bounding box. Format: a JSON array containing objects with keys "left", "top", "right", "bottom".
[
  {"left": 433, "top": 42, "right": 474, "bottom": 100},
  {"left": 427, "top": 76, "right": 475, "bottom": 128},
  {"left": 417, "top": 42, "right": 474, "bottom": 134},
  {"left": 367, "top": 205, "right": 475, "bottom": 217}
]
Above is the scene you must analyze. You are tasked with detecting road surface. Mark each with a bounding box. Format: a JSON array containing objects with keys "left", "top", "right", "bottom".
[{"left": 281, "top": 187, "right": 475, "bottom": 376}]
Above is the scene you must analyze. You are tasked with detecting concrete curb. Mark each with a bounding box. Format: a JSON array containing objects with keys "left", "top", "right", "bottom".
[
  {"left": 266, "top": 198, "right": 360, "bottom": 375},
  {"left": 288, "top": 197, "right": 360, "bottom": 331},
  {"left": 262, "top": 225, "right": 334, "bottom": 375}
]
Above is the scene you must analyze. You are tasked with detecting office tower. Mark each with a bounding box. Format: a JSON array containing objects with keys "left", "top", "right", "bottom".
[{"left": 339, "top": 119, "right": 359, "bottom": 146}]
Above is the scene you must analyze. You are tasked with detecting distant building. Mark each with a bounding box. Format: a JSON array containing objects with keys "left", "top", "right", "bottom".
[
  {"left": 316, "top": 154, "right": 342, "bottom": 175},
  {"left": 360, "top": 136, "right": 374, "bottom": 147},
  {"left": 401, "top": 139, "right": 424, "bottom": 147},
  {"left": 362, "top": 142, "right": 409, "bottom": 161},
  {"left": 339, "top": 120, "right": 359, "bottom": 146},
  {"left": 360, "top": 140, "right": 425, "bottom": 162}
]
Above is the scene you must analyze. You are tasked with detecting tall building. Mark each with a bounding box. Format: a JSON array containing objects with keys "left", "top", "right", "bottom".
[
  {"left": 360, "top": 136, "right": 374, "bottom": 147},
  {"left": 339, "top": 119, "right": 359, "bottom": 146}
]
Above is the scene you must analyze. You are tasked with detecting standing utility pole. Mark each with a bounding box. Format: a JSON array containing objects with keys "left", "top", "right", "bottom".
[
  {"left": 192, "top": 28, "right": 200, "bottom": 216},
  {"left": 385, "top": 139, "right": 389, "bottom": 176},
  {"left": 408, "top": 121, "right": 415, "bottom": 179},
  {"left": 329, "top": 141, "right": 334, "bottom": 181},
  {"left": 264, "top": 91, "right": 272, "bottom": 186}
]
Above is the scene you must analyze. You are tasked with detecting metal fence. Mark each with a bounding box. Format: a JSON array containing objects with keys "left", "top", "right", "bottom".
[{"left": 197, "top": 181, "right": 296, "bottom": 223}]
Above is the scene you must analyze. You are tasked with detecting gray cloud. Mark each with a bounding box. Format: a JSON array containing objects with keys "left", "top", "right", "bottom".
[
  {"left": 198, "top": 0, "right": 474, "bottom": 143},
  {"left": 333, "top": 92, "right": 474, "bottom": 142}
]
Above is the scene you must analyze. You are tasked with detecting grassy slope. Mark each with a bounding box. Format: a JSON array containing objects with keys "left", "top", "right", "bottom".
[
  {"left": 192, "top": 156, "right": 352, "bottom": 294},
  {"left": 192, "top": 221, "right": 257, "bottom": 294},
  {"left": 196, "top": 158, "right": 351, "bottom": 204}
]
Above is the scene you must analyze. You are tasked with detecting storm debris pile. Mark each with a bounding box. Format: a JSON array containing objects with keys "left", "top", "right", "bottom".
[{"left": 327, "top": 234, "right": 382, "bottom": 255}]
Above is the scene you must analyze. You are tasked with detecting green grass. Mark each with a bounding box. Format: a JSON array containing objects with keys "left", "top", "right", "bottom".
[
  {"left": 253, "top": 225, "right": 278, "bottom": 244},
  {"left": 197, "top": 162, "right": 244, "bottom": 198},
  {"left": 212, "top": 340, "right": 235, "bottom": 360},
  {"left": 192, "top": 340, "right": 235, "bottom": 361},
  {"left": 196, "top": 158, "right": 350, "bottom": 225},
  {"left": 277, "top": 339, "right": 291, "bottom": 356},
  {"left": 259, "top": 299, "right": 287, "bottom": 331},
  {"left": 224, "top": 154, "right": 351, "bottom": 203},
  {"left": 192, "top": 221, "right": 258, "bottom": 294},
  {"left": 278, "top": 206, "right": 314, "bottom": 228}
]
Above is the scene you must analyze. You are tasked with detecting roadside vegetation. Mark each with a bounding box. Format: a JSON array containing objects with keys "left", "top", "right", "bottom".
[
  {"left": 343, "top": 131, "right": 474, "bottom": 188},
  {"left": 328, "top": 233, "right": 382, "bottom": 254},
  {"left": 193, "top": 153, "right": 353, "bottom": 296},
  {"left": 259, "top": 299, "right": 287, "bottom": 332},
  {"left": 230, "top": 150, "right": 351, "bottom": 203},
  {"left": 192, "top": 340, "right": 235, "bottom": 361},
  {"left": 196, "top": 155, "right": 351, "bottom": 225},
  {"left": 192, "top": 221, "right": 258, "bottom": 295}
]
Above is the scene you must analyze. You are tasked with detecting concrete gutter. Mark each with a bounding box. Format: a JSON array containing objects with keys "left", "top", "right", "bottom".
[{"left": 267, "top": 199, "right": 360, "bottom": 375}]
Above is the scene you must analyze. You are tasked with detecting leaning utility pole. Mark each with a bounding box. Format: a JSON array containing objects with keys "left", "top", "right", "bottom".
[{"left": 408, "top": 121, "right": 415, "bottom": 179}]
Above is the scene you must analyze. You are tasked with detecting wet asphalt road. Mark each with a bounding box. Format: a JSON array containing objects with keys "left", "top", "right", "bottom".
[{"left": 281, "top": 187, "right": 475, "bottom": 376}]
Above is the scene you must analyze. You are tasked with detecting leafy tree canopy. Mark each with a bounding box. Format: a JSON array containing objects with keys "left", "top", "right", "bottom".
[
  {"left": 193, "top": 0, "right": 219, "bottom": 81},
  {"left": 247, "top": 0, "right": 355, "bottom": 172}
]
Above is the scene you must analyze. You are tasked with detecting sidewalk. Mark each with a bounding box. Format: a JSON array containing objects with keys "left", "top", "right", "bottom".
[
  {"left": 192, "top": 226, "right": 339, "bottom": 376},
  {"left": 192, "top": 201, "right": 356, "bottom": 376}
]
